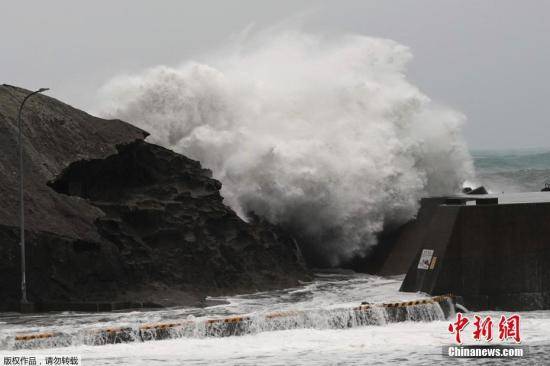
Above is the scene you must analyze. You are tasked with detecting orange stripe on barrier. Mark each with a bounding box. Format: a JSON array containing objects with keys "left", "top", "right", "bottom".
[
  {"left": 14, "top": 295, "right": 455, "bottom": 343},
  {"left": 265, "top": 310, "right": 301, "bottom": 319},
  {"left": 224, "top": 316, "right": 248, "bottom": 323},
  {"left": 207, "top": 319, "right": 220, "bottom": 324},
  {"left": 375, "top": 294, "right": 453, "bottom": 309},
  {"left": 139, "top": 321, "right": 190, "bottom": 331},
  {"left": 91, "top": 327, "right": 127, "bottom": 334},
  {"left": 15, "top": 332, "right": 55, "bottom": 341}
]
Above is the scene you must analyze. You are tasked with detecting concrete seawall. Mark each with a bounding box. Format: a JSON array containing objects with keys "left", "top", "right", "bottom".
[
  {"left": 9, "top": 295, "right": 455, "bottom": 349},
  {"left": 396, "top": 193, "right": 550, "bottom": 311}
]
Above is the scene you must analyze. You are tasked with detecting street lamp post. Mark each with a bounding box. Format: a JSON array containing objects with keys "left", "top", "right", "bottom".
[{"left": 18, "top": 87, "right": 49, "bottom": 311}]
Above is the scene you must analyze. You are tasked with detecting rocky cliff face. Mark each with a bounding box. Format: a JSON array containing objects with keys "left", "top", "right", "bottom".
[{"left": 0, "top": 85, "right": 309, "bottom": 311}]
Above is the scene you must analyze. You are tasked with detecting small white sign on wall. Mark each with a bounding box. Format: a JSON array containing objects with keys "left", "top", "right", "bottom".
[{"left": 417, "top": 249, "right": 434, "bottom": 270}]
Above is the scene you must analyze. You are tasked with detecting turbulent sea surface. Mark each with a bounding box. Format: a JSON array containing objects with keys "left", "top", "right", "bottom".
[
  {"left": 1, "top": 273, "right": 550, "bottom": 365},
  {"left": 472, "top": 148, "right": 550, "bottom": 193}
]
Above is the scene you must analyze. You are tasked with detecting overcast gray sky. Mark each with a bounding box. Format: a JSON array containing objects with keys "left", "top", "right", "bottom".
[{"left": 1, "top": 0, "right": 548, "bottom": 149}]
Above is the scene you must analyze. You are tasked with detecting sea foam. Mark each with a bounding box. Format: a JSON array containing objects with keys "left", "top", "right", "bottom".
[{"left": 98, "top": 29, "right": 473, "bottom": 266}]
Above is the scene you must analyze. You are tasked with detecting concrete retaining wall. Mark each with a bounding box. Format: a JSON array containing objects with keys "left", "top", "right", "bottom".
[{"left": 399, "top": 197, "right": 550, "bottom": 311}]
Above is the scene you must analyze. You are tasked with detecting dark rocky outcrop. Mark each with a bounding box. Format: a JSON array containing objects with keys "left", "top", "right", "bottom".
[{"left": 0, "top": 85, "right": 309, "bottom": 311}]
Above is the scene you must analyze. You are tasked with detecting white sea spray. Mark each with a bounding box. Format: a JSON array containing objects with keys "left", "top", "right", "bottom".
[{"left": 98, "top": 29, "right": 474, "bottom": 265}]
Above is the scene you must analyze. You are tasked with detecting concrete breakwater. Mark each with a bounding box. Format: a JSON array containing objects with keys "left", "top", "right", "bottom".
[{"left": 394, "top": 193, "right": 550, "bottom": 311}]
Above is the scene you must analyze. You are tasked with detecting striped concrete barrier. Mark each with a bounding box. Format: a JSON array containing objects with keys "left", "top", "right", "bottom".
[
  {"left": 13, "top": 294, "right": 457, "bottom": 349},
  {"left": 14, "top": 333, "right": 57, "bottom": 342}
]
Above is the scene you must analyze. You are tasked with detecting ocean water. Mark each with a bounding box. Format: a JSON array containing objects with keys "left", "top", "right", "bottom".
[
  {"left": 472, "top": 148, "right": 550, "bottom": 193},
  {"left": 0, "top": 274, "right": 438, "bottom": 350},
  {"left": 1, "top": 273, "right": 549, "bottom": 365}
]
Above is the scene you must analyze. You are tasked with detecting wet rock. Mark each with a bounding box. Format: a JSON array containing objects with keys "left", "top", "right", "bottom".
[
  {"left": 466, "top": 186, "right": 488, "bottom": 195},
  {"left": 0, "top": 85, "right": 309, "bottom": 311}
]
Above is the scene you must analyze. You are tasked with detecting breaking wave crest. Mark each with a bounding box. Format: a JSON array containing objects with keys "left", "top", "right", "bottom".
[{"left": 98, "top": 30, "right": 473, "bottom": 266}]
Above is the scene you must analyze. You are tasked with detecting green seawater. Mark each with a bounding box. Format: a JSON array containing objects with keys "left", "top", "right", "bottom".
[{"left": 471, "top": 148, "right": 550, "bottom": 193}]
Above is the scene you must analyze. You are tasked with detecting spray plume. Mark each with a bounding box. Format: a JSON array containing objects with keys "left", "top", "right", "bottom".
[{"left": 98, "top": 30, "right": 473, "bottom": 266}]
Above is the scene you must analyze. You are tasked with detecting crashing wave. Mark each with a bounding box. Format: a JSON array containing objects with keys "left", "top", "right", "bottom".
[{"left": 98, "top": 29, "right": 473, "bottom": 266}]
